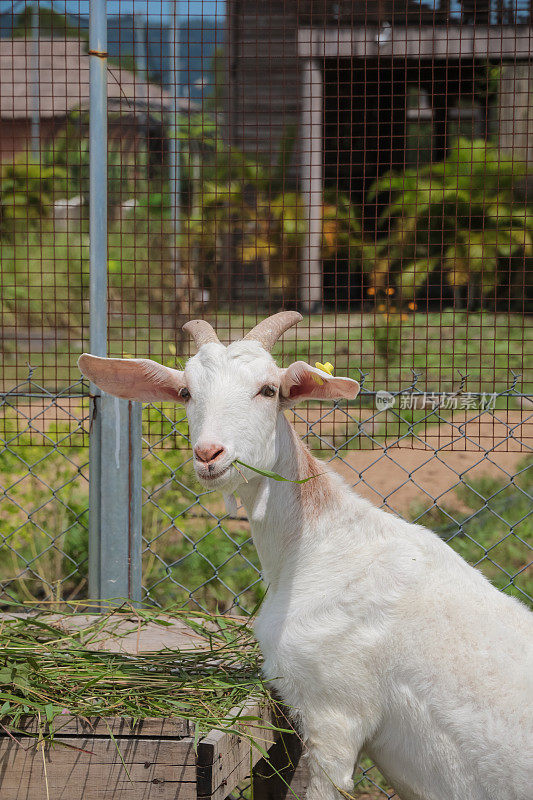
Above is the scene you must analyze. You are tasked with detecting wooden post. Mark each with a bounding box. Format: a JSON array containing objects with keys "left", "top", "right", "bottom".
[
  {"left": 300, "top": 57, "right": 323, "bottom": 313},
  {"left": 252, "top": 729, "right": 309, "bottom": 800},
  {"left": 498, "top": 63, "right": 533, "bottom": 162}
]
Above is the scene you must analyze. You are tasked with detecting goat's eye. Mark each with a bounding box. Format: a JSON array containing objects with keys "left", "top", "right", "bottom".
[
  {"left": 259, "top": 384, "right": 277, "bottom": 398},
  {"left": 179, "top": 387, "right": 191, "bottom": 401}
]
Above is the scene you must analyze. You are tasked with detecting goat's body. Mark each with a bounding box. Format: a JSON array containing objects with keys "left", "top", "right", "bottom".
[
  {"left": 81, "top": 318, "right": 533, "bottom": 800},
  {"left": 243, "top": 421, "right": 533, "bottom": 800}
]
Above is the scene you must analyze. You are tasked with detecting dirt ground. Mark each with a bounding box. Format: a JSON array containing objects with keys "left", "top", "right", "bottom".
[{"left": 331, "top": 410, "right": 532, "bottom": 516}]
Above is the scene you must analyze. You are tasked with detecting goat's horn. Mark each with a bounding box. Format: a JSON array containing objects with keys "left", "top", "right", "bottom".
[
  {"left": 182, "top": 319, "right": 221, "bottom": 349},
  {"left": 243, "top": 311, "right": 303, "bottom": 351}
]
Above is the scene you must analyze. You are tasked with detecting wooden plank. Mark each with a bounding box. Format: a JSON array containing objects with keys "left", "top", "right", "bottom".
[
  {"left": 0, "top": 710, "right": 284, "bottom": 799},
  {"left": 12, "top": 714, "right": 191, "bottom": 740},
  {"left": 298, "top": 26, "right": 533, "bottom": 61},
  {"left": 197, "top": 701, "right": 278, "bottom": 800},
  {"left": 2, "top": 736, "right": 195, "bottom": 768},
  {"left": 0, "top": 737, "right": 196, "bottom": 800},
  {"left": 300, "top": 57, "right": 323, "bottom": 312}
]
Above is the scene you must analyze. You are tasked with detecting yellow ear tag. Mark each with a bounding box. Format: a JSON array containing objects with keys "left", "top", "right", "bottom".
[
  {"left": 313, "top": 362, "right": 334, "bottom": 385},
  {"left": 315, "top": 362, "right": 334, "bottom": 374}
]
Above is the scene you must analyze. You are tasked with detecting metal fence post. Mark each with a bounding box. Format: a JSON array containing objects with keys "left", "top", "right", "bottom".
[{"left": 88, "top": 0, "right": 142, "bottom": 605}]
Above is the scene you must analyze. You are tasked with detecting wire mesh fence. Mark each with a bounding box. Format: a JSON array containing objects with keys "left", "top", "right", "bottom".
[
  {"left": 0, "top": 2, "right": 532, "bottom": 795},
  {"left": 3, "top": 370, "right": 530, "bottom": 614},
  {"left": 0, "top": 373, "right": 89, "bottom": 604}
]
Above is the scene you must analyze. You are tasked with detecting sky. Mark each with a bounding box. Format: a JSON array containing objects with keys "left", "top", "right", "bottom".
[
  {"left": 0, "top": 1, "right": 225, "bottom": 21},
  {"left": 0, "top": 0, "right": 225, "bottom": 96},
  {"left": 0, "top": 1, "right": 529, "bottom": 28}
]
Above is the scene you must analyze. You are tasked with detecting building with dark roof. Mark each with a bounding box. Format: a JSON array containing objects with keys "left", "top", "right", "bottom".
[
  {"left": 0, "top": 36, "right": 171, "bottom": 159},
  {"left": 226, "top": 1, "right": 533, "bottom": 308}
]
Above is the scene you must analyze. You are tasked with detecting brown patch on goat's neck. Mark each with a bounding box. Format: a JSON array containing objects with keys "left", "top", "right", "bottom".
[{"left": 288, "top": 424, "right": 338, "bottom": 517}]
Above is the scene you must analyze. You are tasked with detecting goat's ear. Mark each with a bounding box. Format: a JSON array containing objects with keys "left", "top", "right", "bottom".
[
  {"left": 280, "top": 361, "right": 360, "bottom": 405},
  {"left": 78, "top": 355, "right": 187, "bottom": 403}
]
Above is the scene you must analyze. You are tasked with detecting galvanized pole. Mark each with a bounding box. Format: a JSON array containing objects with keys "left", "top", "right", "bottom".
[
  {"left": 88, "top": 0, "right": 142, "bottom": 605},
  {"left": 29, "top": 1, "right": 40, "bottom": 160},
  {"left": 169, "top": 0, "right": 183, "bottom": 241}
]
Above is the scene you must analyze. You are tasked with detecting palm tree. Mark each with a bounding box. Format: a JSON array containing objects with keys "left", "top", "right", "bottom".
[{"left": 366, "top": 138, "right": 533, "bottom": 308}]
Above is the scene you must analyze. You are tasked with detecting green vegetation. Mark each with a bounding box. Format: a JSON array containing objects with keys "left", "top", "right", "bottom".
[
  {"left": 2, "top": 120, "right": 531, "bottom": 392},
  {"left": 3, "top": 297, "right": 531, "bottom": 398},
  {"left": 368, "top": 138, "right": 533, "bottom": 306},
  {"left": 0, "top": 160, "right": 67, "bottom": 238},
  {"left": 274, "top": 311, "right": 532, "bottom": 398},
  {"left": 0, "top": 228, "right": 87, "bottom": 339},
  {"left": 46, "top": 110, "right": 158, "bottom": 208},
  {"left": 0, "top": 607, "right": 281, "bottom": 744},
  {"left": 414, "top": 463, "right": 533, "bottom": 606},
  {"left": 0, "top": 215, "right": 181, "bottom": 388},
  {"left": 0, "top": 407, "right": 261, "bottom": 610},
  {"left": 12, "top": 6, "right": 85, "bottom": 42},
  {"left": 176, "top": 114, "right": 363, "bottom": 302}
]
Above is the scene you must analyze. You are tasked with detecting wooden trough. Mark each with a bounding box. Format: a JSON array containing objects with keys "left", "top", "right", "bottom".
[{"left": 0, "top": 616, "right": 308, "bottom": 800}]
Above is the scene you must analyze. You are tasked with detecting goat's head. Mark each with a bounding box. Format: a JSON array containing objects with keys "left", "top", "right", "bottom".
[{"left": 78, "top": 313, "right": 360, "bottom": 492}]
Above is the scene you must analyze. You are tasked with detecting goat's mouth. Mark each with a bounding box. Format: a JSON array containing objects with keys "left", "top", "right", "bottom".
[{"left": 195, "top": 462, "right": 233, "bottom": 484}]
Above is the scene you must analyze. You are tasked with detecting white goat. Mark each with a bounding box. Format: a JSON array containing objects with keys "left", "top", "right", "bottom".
[{"left": 79, "top": 312, "right": 533, "bottom": 800}]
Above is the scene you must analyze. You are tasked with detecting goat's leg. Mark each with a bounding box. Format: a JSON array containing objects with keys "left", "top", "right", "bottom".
[
  {"left": 302, "top": 716, "right": 364, "bottom": 800},
  {"left": 304, "top": 742, "right": 360, "bottom": 800}
]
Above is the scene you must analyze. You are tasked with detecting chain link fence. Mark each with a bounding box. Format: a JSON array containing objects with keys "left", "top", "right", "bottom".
[
  {"left": 3, "top": 370, "right": 531, "bottom": 612},
  {"left": 139, "top": 377, "right": 532, "bottom": 613},
  {"left": 0, "top": 374, "right": 89, "bottom": 605}
]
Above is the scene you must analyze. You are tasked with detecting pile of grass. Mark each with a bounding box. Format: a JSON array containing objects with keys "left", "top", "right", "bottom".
[
  {"left": 0, "top": 606, "right": 396, "bottom": 799},
  {"left": 0, "top": 605, "right": 284, "bottom": 748}
]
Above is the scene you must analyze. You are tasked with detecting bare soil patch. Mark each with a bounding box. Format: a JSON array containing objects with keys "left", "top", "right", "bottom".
[{"left": 332, "top": 410, "right": 532, "bottom": 515}]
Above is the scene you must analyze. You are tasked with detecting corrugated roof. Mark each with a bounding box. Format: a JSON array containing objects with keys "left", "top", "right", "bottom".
[{"left": 0, "top": 37, "right": 170, "bottom": 119}]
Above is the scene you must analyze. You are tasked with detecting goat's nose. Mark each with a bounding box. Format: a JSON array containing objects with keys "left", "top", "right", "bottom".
[{"left": 194, "top": 443, "right": 226, "bottom": 464}]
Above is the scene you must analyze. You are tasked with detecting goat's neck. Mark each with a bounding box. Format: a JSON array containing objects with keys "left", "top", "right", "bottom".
[{"left": 238, "top": 413, "right": 339, "bottom": 588}]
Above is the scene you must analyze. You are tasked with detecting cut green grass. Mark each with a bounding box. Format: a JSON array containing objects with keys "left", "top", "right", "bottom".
[
  {"left": 0, "top": 604, "right": 390, "bottom": 799},
  {"left": 0, "top": 605, "right": 285, "bottom": 747}
]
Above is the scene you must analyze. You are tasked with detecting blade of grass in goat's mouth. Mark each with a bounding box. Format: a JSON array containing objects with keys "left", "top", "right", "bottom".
[{"left": 234, "top": 459, "right": 322, "bottom": 484}]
